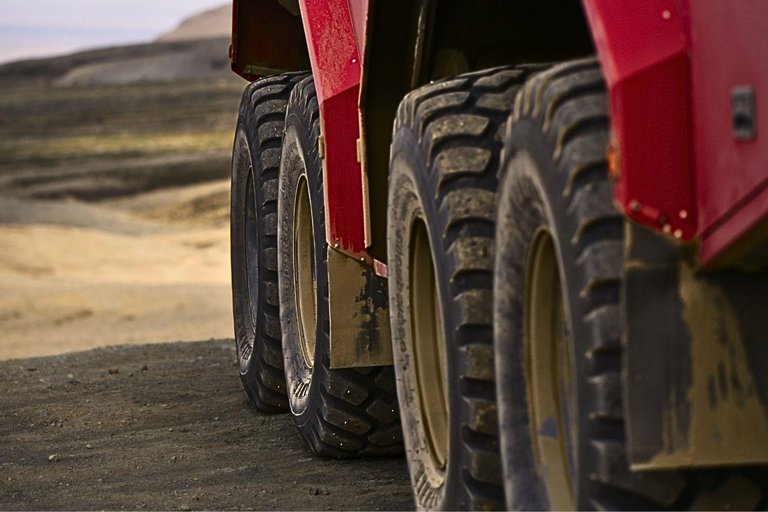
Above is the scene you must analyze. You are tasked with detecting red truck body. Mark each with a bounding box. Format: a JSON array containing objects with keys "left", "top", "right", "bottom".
[
  {"left": 589, "top": 0, "right": 768, "bottom": 265},
  {"left": 232, "top": 0, "right": 768, "bottom": 267},
  {"left": 298, "top": 0, "right": 367, "bottom": 259},
  {"left": 686, "top": 1, "right": 768, "bottom": 263},
  {"left": 227, "top": 0, "right": 768, "bottom": 501}
]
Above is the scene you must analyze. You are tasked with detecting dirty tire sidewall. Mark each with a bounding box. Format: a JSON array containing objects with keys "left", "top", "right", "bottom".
[
  {"left": 388, "top": 141, "right": 452, "bottom": 509},
  {"left": 277, "top": 81, "right": 327, "bottom": 428},
  {"left": 232, "top": 72, "right": 309, "bottom": 412},
  {"left": 278, "top": 123, "right": 322, "bottom": 419},
  {"left": 494, "top": 149, "right": 572, "bottom": 510},
  {"left": 388, "top": 66, "right": 551, "bottom": 510},
  {"left": 278, "top": 77, "right": 404, "bottom": 458}
]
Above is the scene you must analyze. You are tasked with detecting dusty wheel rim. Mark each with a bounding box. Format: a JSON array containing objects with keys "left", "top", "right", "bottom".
[
  {"left": 243, "top": 166, "right": 259, "bottom": 330},
  {"left": 409, "top": 217, "right": 449, "bottom": 469},
  {"left": 293, "top": 174, "right": 317, "bottom": 368},
  {"left": 525, "top": 228, "right": 575, "bottom": 510},
  {"left": 236, "top": 150, "right": 259, "bottom": 369}
]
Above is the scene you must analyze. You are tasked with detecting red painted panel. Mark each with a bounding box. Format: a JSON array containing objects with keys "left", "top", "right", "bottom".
[
  {"left": 701, "top": 183, "right": 768, "bottom": 264},
  {"left": 346, "top": 0, "right": 368, "bottom": 60},
  {"left": 685, "top": 1, "right": 768, "bottom": 264},
  {"left": 582, "top": 0, "right": 697, "bottom": 240},
  {"left": 299, "top": 0, "right": 367, "bottom": 258},
  {"left": 299, "top": 0, "right": 361, "bottom": 100}
]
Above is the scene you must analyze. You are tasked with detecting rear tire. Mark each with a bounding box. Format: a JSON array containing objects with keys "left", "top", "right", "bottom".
[
  {"left": 387, "top": 65, "right": 548, "bottom": 510},
  {"left": 278, "top": 76, "right": 403, "bottom": 457},
  {"left": 231, "top": 72, "right": 309, "bottom": 412},
  {"left": 494, "top": 57, "right": 768, "bottom": 511}
]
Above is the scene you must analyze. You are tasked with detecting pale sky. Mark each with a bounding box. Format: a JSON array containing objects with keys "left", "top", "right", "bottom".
[{"left": 0, "top": 1, "right": 229, "bottom": 65}]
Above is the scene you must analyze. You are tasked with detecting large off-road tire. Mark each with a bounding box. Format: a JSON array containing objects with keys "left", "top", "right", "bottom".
[
  {"left": 494, "top": 58, "right": 768, "bottom": 510},
  {"left": 277, "top": 76, "right": 403, "bottom": 458},
  {"left": 387, "top": 65, "right": 548, "bottom": 510},
  {"left": 231, "top": 71, "right": 309, "bottom": 412}
]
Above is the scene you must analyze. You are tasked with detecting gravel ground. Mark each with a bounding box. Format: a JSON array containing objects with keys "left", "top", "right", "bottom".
[{"left": 0, "top": 340, "right": 414, "bottom": 510}]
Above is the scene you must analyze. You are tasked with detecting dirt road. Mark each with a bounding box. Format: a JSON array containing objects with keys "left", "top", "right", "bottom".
[{"left": 0, "top": 340, "right": 414, "bottom": 510}]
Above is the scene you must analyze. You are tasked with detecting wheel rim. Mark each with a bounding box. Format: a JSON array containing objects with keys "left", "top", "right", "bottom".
[
  {"left": 243, "top": 165, "right": 259, "bottom": 347},
  {"left": 409, "top": 218, "right": 449, "bottom": 469},
  {"left": 525, "top": 229, "right": 575, "bottom": 510},
  {"left": 293, "top": 174, "right": 317, "bottom": 368}
]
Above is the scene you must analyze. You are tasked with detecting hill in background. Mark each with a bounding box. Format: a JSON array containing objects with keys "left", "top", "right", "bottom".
[
  {"left": 157, "top": 4, "right": 232, "bottom": 42},
  {"left": 0, "top": 3, "right": 234, "bottom": 88},
  {"left": 0, "top": 3, "right": 244, "bottom": 360}
]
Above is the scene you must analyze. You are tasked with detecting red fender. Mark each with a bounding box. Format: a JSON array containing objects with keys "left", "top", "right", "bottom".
[
  {"left": 299, "top": 0, "right": 368, "bottom": 260},
  {"left": 235, "top": 0, "right": 768, "bottom": 266},
  {"left": 581, "top": 0, "right": 696, "bottom": 241},
  {"left": 231, "top": 0, "right": 368, "bottom": 260},
  {"left": 584, "top": 0, "right": 768, "bottom": 265}
]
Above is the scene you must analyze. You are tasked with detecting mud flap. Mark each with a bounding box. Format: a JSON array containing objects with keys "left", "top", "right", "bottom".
[
  {"left": 624, "top": 223, "right": 768, "bottom": 470},
  {"left": 327, "top": 247, "right": 393, "bottom": 369}
]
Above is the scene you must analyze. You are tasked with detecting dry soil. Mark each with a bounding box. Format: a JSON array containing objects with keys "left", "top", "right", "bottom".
[{"left": 0, "top": 340, "right": 414, "bottom": 510}]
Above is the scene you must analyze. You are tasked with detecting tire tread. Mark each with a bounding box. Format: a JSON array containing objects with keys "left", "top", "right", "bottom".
[
  {"left": 283, "top": 77, "right": 403, "bottom": 457},
  {"left": 395, "top": 65, "right": 548, "bottom": 509},
  {"left": 512, "top": 57, "right": 768, "bottom": 510},
  {"left": 233, "top": 71, "right": 309, "bottom": 412}
]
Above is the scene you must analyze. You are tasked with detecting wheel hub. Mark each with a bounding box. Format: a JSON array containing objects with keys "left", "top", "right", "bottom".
[
  {"left": 243, "top": 165, "right": 259, "bottom": 355},
  {"left": 409, "top": 218, "right": 449, "bottom": 469},
  {"left": 293, "top": 174, "right": 317, "bottom": 368},
  {"left": 525, "top": 229, "right": 575, "bottom": 510}
]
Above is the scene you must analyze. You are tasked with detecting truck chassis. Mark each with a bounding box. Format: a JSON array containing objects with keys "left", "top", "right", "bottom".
[{"left": 228, "top": 0, "right": 768, "bottom": 509}]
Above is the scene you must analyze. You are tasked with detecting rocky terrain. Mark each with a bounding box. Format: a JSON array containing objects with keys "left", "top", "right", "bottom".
[{"left": 0, "top": 74, "right": 244, "bottom": 360}]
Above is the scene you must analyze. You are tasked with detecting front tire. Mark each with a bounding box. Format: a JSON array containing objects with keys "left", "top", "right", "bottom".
[
  {"left": 277, "top": 76, "right": 403, "bottom": 458},
  {"left": 231, "top": 72, "right": 309, "bottom": 412}
]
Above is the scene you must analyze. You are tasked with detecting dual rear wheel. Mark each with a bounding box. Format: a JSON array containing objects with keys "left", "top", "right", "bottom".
[
  {"left": 392, "top": 59, "right": 768, "bottom": 511},
  {"left": 232, "top": 74, "right": 403, "bottom": 458},
  {"left": 492, "top": 58, "right": 768, "bottom": 511},
  {"left": 233, "top": 62, "right": 768, "bottom": 510},
  {"left": 387, "top": 65, "right": 548, "bottom": 509}
]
